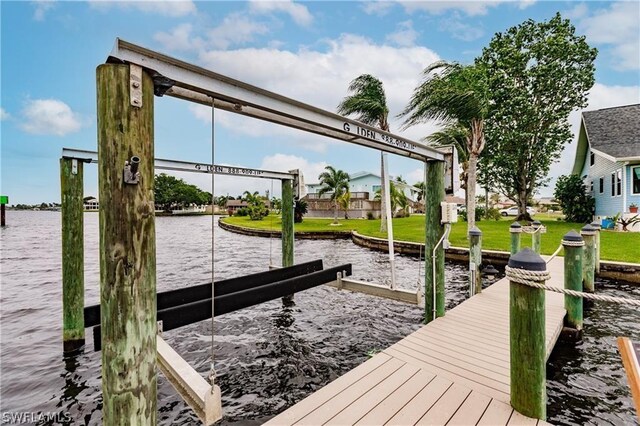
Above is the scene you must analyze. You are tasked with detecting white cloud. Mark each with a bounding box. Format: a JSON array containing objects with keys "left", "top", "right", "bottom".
[
  {"left": 386, "top": 20, "right": 419, "bottom": 47},
  {"left": 249, "top": 0, "right": 313, "bottom": 27},
  {"left": 260, "top": 154, "right": 328, "bottom": 185},
  {"left": 0, "top": 108, "right": 10, "bottom": 121},
  {"left": 88, "top": 0, "right": 196, "bottom": 17},
  {"left": 188, "top": 34, "right": 442, "bottom": 150},
  {"left": 20, "top": 99, "right": 84, "bottom": 136},
  {"left": 361, "top": 1, "right": 395, "bottom": 16},
  {"left": 439, "top": 12, "right": 484, "bottom": 41},
  {"left": 577, "top": 2, "right": 640, "bottom": 71},
  {"left": 208, "top": 13, "right": 270, "bottom": 50},
  {"left": 154, "top": 23, "right": 204, "bottom": 52},
  {"left": 544, "top": 83, "right": 640, "bottom": 196},
  {"left": 32, "top": 0, "right": 55, "bottom": 21},
  {"left": 399, "top": 0, "right": 535, "bottom": 16}
]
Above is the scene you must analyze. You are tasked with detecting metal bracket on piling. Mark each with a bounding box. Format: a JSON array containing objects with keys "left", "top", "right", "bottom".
[
  {"left": 123, "top": 156, "right": 141, "bottom": 185},
  {"left": 130, "top": 64, "right": 143, "bottom": 108},
  {"left": 71, "top": 158, "right": 78, "bottom": 175}
]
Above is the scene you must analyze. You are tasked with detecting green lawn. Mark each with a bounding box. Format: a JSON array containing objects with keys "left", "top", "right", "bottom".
[{"left": 222, "top": 215, "right": 639, "bottom": 263}]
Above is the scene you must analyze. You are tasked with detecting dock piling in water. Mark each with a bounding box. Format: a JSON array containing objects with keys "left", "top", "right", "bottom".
[
  {"left": 507, "top": 248, "right": 547, "bottom": 420},
  {"left": 424, "top": 160, "right": 445, "bottom": 322},
  {"left": 61, "top": 158, "right": 85, "bottom": 353},
  {"left": 563, "top": 231, "right": 584, "bottom": 332},
  {"left": 281, "top": 178, "right": 294, "bottom": 304},
  {"left": 590, "top": 221, "right": 601, "bottom": 274},
  {"left": 97, "top": 63, "right": 157, "bottom": 425},
  {"left": 469, "top": 226, "right": 482, "bottom": 295},
  {"left": 509, "top": 222, "right": 522, "bottom": 256},
  {"left": 581, "top": 224, "right": 597, "bottom": 293}
]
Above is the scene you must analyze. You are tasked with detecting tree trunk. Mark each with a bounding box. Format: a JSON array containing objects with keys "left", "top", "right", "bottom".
[
  {"left": 516, "top": 190, "right": 532, "bottom": 222},
  {"left": 467, "top": 154, "right": 478, "bottom": 231},
  {"left": 334, "top": 199, "right": 338, "bottom": 223}
]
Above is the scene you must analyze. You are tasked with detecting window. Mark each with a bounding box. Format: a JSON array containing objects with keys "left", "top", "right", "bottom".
[
  {"left": 372, "top": 185, "right": 381, "bottom": 193},
  {"left": 611, "top": 170, "right": 622, "bottom": 196},
  {"left": 599, "top": 176, "right": 604, "bottom": 194},
  {"left": 590, "top": 151, "right": 595, "bottom": 167},
  {"left": 633, "top": 166, "right": 640, "bottom": 195},
  {"left": 617, "top": 169, "right": 622, "bottom": 196}
]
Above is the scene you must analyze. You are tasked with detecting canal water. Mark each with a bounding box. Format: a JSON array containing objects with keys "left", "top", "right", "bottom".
[{"left": 0, "top": 212, "right": 637, "bottom": 425}]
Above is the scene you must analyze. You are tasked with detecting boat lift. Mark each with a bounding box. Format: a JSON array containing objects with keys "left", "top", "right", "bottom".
[{"left": 63, "top": 38, "right": 451, "bottom": 425}]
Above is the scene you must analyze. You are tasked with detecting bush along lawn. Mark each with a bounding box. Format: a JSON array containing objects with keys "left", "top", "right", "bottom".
[{"left": 221, "top": 215, "right": 639, "bottom": 264}]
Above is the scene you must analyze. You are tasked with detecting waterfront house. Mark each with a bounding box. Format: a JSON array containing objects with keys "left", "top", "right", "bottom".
[
  {"left": 304, "top": 171, "right": 419, "bottom": 218},
  {"left": 83, "top": 197, "right": 99, "bottom": 211},
  {"left": 571, "top": 104, "right": 640, "bottom": 230}
]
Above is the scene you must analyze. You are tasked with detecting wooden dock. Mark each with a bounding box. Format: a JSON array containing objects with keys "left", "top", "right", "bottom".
[{"left": 266, "top": 258, "right": 566, "bottom": 425}]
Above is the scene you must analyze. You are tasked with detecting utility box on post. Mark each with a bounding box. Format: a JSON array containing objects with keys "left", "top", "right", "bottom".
[{"left": 440, "top": 202, "right": 458, "bottom": 224}]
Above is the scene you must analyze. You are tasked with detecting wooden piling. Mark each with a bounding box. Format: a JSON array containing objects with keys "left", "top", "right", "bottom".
[
  {"left": 507, "top": 248, "right": 546, "bottom": 420},
  {"left": 509, "top": 222, "right": 521, "bottom": 256},
  {"left": 590, "top": 221, "right": 601, "bottom": 274},
  {"left": 424, "top": 160, "right": 445, "bottom": 323},
  {"left": 281, "top": 179, "right": 294, "bottom": 303},
  {"left": 532, "top": 220, "right": 542, "bottom": 254},
  {"left": 581, "top": 224, "right": 596, "bottom": 293},
  {"left": 563, "top": 231, "right": 584, "bottom": 331},
  {"left": 61, "top": 158, "right": 85, "bottom": 353},
  {"left": 97, "top": 63, "right": 157, "bottom": 424},
  {"left": 469, "top": 226, "right": 482, "bottom": 296}
]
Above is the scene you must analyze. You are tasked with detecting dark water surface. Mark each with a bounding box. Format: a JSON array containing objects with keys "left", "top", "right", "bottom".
[{"left": 0, "top": 212, "right": 638, "bottom": 425}]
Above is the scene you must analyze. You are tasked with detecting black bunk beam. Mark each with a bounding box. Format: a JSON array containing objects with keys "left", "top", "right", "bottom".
[
  {"left": 91, "top": 263, "right": 351, "bottom": 351},
  {"left": 84, "top": 259, "right": 324, "bottom": 327}
]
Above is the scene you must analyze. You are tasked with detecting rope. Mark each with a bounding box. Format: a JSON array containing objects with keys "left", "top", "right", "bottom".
[
  {"left": 505, "top": 266, "right": 640, "bottom": 306},
  {"left": 546, "top": 243, "right": 563, "bottom": 264},
  {"left": 209, "top": 98, "right": 216, "bottom": 392},
  {"left": 522, "top": 225, "right": 545, "bottom": 235},
  {"left": 561, "top": 239, "right": 585, "bottom": 247}
]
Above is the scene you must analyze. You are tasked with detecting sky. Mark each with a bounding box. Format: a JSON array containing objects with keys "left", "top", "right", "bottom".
[{"left": 1, "top": 0, "right": 639, "bottom": 204}]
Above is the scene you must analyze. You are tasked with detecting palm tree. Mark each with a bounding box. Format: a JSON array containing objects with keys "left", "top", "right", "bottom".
[
  {"left": 401, "top": 61, "right": 489, "bottom": 230},
  {"left": 425, "top": 123, "right": 470, "bottom": 199},
  {"left": 413, "top": 181, "right": 426, "bottom": 203},
  {"left": 318, "top": 166, "right": 350, "bottom": 223},
  {"left": 337, "top": 190, "right": 351, "bottom": 219},
  {"left": 242, "top": 190, "right": 262, "bottom": 206},
  {"left": 337, "top": 74, "right": 390, "bottom": 232},
  {"left": 375, "top": 181, "right": 408, "bottom": 217}
]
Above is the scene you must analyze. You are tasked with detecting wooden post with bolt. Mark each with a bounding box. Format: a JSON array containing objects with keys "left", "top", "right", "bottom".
[
  {"left": 281, "top": 177, "right": 295, "bottom": 304},
  {"left": 97, "top": 63, "right": 157, "bottom": 424},
  {"left": 424, "top": 160, "right": 445, "bottom": 323},
  {"left": 61, "top": 159, "right": 85, "bottom": 353},
  {"left": 590, "top": 221, "right": 601, "bottom": 274},
  {"left": 0, "top": 195, "right": 8, "bottom": 227},
  {"left": 532, "top": 220, "right": 542, "bottom": 254},
  {"left": 581, "top": 224, "right": 597, "bottom": 293},
  {"left": 510, "top": 222, "right": 522, "bottom": 256},
  {"left": 507, "top": 248, "right": 547, "bottom": 420},
  {"left": 563, "top": 230, "right": 584, "bottom": 332},
  {"left": 469, "top": 226, "right": 482, "bottom": 296}
]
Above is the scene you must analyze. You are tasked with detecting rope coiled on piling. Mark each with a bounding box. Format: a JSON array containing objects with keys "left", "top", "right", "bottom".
[{"left": 505, "top": 266, "right": 640, "bottom": 307}]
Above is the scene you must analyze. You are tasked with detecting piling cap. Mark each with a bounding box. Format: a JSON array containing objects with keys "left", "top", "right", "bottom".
[
  {"left": 510, "top": 222, "right": 522, "bottom": 229},
  {"left": 532, "top": 220, "right": 542, "bottom": 228},
  {"left": 562, "top": 230, "right": 583, "bottom": 243},
  {"left": 509, "top": 222, "right": 522, "bottom": 233},
  {"left": 508, "top": 247, "right": 546, "bottom": 271},
  {"left": 581, "top": 223, "right": 596, "bottom": 234},
  {"left": 590, "top": 221, "right": 602, "bottom": 230},
  {"left": 468, "top": 226, "right": 482, "bottom": 237}
]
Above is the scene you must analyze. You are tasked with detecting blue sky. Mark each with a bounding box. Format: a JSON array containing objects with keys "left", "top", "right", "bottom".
[{"left": 1, "top": 0, "right": 639, "bottom": 204}]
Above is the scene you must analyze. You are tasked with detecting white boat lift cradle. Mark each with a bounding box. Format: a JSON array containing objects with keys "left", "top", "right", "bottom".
[{"left": 69, "top": 38, "right": 452, "bottom": 425}]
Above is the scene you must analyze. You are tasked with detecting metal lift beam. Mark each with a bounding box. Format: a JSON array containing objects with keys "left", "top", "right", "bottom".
[{"left": 107, "top": 38, "right": 444, "bottom": 162}]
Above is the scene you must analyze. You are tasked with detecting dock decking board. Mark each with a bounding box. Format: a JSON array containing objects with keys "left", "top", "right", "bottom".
[{"left": 265, "top": 258, "right": 567, "bottom": 425}]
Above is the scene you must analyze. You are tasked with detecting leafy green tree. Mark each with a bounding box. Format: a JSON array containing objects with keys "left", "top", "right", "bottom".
[
  {"left": 401, "top": 61, "right": 490, "bottom": 231},
  {"left": 154, "top": 173, "right": 211, "bottom": 211},
  {"left": 553, "top": 174, "right": 594, "bottom": 223},
  {"left": 413, "top": 181, "right": 426, "bottom": 203},
  {"left": 337, "top": 74, "right": 390, "bottom": 232},
  {"left": 337, "top": 190, "right": 351, "bottom": 219},
  {"left": 294, "top": 199, "right": 308, "bottom": 223},
  {"left": 270, "top": 197, "right": 282, "bottom": 214},
  {"left": 477, "top": 13, "right": 597, "bottom": 221},
  {"left": 375, "top": 181, "right": 409, "bottom": 217},
  {"left": 242, "top": 190, "right": 267, "bottom": 220},
  {"left": 318, "top": 166, "right": 350, "bottom": 223}
]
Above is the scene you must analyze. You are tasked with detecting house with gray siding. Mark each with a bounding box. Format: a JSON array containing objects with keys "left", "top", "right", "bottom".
[{"left": 571, "top": 104, "right": 640, "bottom": 230}]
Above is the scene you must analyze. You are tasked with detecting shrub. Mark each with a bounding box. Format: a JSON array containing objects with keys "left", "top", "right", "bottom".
[
  {"left": 485, "top": 208, "right": 502, "bottom": 221},
  {"left": 366, "top": 211, "right": 375, "bottom": 220},
  {"left": 460, "top": 206, "right": 485, "bottom": 222},
  {"left": 294, "top": 199, "right": 308, "bottom": 223},
  {"left": 236, "top": 207, "right": 249, "bottom": 217},
  {"left": 554, "top": 174, "right": 594, "bottom": 223},
  {"left": 248, "top": 204, "right": 267, "bottom": 220}
]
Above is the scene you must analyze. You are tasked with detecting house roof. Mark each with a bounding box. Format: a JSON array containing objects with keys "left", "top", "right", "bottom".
[
  {"left": 226, "top": 200, "right": 248, "bottom": 207},
  {"left": 572, "top": 104, "right": 640, "bottom": 174},
  {"left": 583, "top": 104, "right": 640, "bottom": 159}
]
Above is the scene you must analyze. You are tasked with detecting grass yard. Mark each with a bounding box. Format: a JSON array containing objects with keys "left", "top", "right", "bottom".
[{"left": 222, "top": 214, "right": 639, "bottom": 263}]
